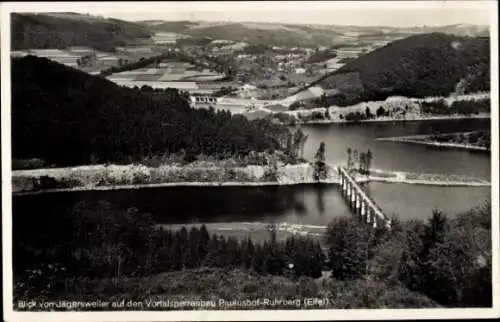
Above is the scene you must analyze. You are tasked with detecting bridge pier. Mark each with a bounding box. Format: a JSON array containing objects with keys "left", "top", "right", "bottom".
[
  {"left": 355, "top": 192, "right": 361, "bottom": 213},
  {"left": 338, "top": 166, "right": 391, "bottom": 230},
  {"left": 350, "top": 187, "right": 356, "bottom": 209}
]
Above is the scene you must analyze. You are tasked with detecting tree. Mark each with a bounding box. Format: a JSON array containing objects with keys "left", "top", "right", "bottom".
[
  {"left": 347, "top": 147, "right": 352, "bottom": 169},
  {"left": 226, "top": 237, "right": 241, "bottom": 268},
  {"left": 352, "top": 149, "right": 359, "bottom": 171},
  {"left": 326, "top": 217, "right": 376, "bottom": 280},
  {"left": 318, "top": 93, "right": 328, "bottom": 108},
  {"left": 293, "top": 127, "right": 308, "bottom": 159},
  {"left": 240, "top": 237, "right": 254, "bottom": 269},
  {"left": 267, "top": 222, "right": 278, "bottom": 244},
  {"left": 365, "top": 107, "right": 373, "bottom": 119},
  {"left": 285, "top": 132, "right": 295, "bottom": 161},
  {"left": 359, "top": 152, "right": 366, "bottom": 174},
  {"left": 376, "top": 106, "right": 386, "bottom": 117},
  {"left": 315, "top": 142, "right": 326, "bottom": 164},
  {"left": 344, "top": 111, "right": 366, "bottom": 122},
  {"left": 424, "top": 210, "right": 449, "bottom": 247},
  {"left": 366, "top": 150, "right": 373, "bottom": 174},
  {"left": 313, "top": 142, "right": 327, "bottom": 181},
  {"left": 367, "top": 237, "right": 406, "bottom": 283}
]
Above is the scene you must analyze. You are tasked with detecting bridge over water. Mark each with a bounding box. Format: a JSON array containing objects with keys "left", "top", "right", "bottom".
[{"left": 338, "top": 167, "right": 392, "bottom": 230}]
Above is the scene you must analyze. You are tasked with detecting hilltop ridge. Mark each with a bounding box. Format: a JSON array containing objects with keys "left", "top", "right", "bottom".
[
  {"left": 291, "top": 33, "right": 489, "bottom": 106},
  {"left": 11, "top": 12, "right": 154, "bottom": 51}
]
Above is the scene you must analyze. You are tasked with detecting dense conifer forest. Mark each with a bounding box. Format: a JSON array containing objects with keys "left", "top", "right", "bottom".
[
  {"left": 13, "top": 199, "right": 491, "bottom": 309},
  {"left": 12, "top": 56, "right": 290, "bottom": 167},
  {"left": 296, "top": 33, "right": 490, "bottom": 106},
  {"left": 11, "top": 13, "right": 153, "bottom": 51}
]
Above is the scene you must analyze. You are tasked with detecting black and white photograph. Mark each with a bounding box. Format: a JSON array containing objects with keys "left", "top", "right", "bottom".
[{"left": 1, "top": 1, "right": 498, "bottom": 320}]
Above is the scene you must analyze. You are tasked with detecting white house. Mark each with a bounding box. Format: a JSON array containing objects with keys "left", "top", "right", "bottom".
[{"left": 189, "top": 96, "right": 219, "bottom": 108}]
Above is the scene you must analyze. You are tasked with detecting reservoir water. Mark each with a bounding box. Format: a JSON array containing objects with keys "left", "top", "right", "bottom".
[{"left": 13, "top": 119, "right": 491, "bottom": 240}]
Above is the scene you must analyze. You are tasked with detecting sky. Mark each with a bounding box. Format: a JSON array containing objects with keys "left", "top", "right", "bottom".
[{"left": 2, "top": 1, "right": 493, "bottom": 27}]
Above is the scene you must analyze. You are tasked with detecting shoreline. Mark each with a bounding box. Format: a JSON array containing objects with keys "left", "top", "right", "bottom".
[
  {"left": 12, "top": 173, "right": 490, "bottom": 196},
  {"left": 270, "top": 91, "right": 490, "bottom": 125},
  {"left": 377, "top": 134, "right": 490, "bottom": 152},
  {"left": 292, "top": 113, "right": 490, "bottom": 125}
]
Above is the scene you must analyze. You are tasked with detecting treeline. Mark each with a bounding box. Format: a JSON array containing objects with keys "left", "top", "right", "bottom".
[
  {"left": 99, "top": 53, "right": 174, "bottom": 77},
  {"left": 306, "top": 49, "right": 337, "bottom": 64},
  {"left": 421, "top": 98, "right": 490, "bottom": 115},
  {"left": 346, "top": 148, "right": 373, "bottom": 175},
  {"left": 326, "top": 203, "right": 492, "bottom": 307},
  {"left": 99, "top": 50, "right": 225, "bottom": 78},
  {"left": 184, "top": 23, "right": 328, "bottom": 48},
  {"left": 12, "top": 56, "right": 289, "bottom": 167},
  {"left": 13, "top": 200, "right": 325, "bottom": 299},
  {"left": 430, "top": 131, "right": 491, "bottom": 150},
  {"left": 11, "top": 13, "right": 152, "bottom": 51},
  {"left": 13, "top": 198, "right": 491, "bottom": 308},
  {"left": 148, "top": 20, "right": 196, "bottom": 33},
  {"left": 241, "top": 44, "right": 272, "bottom": 55},
  {"left": 176, "top": 37, "right": 213, "bottom": 47},
  {"left": 296, "top": 110, "right": 331, "bottom": 122},
  {"left": 294, "top": 98, "right": 490, "bottom": 124}
]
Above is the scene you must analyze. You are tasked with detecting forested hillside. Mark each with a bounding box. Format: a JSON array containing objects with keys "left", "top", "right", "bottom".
[
  {"left": 13, "top": 197, "right": 490, "bottom": 308},
  {"left": 144, "top": 20, "right": 197, "bottom": 33},
  {"left": 299, "top": 33, "right": 490, "bottom": 106},
  {"left": 11, "top": 56, "right": 288, "bottom": 166},
  {"left": 152, "top": 22, "right": 343, "bottom": 47},
  {"left": 11, "top": 13, "right": 153, "bottom": 51}
]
